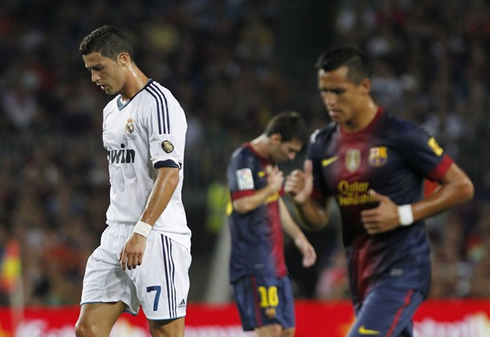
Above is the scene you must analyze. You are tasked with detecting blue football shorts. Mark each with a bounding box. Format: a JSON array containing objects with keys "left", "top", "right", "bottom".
[
  {"left": 348, "top": 284, "right": 425, "bottom": 337},
  {"left": 232, "top": 274, "right": 295, "bottom": 331}
]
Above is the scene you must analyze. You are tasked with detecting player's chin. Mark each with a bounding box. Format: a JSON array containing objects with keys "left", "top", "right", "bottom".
[
  {"left": 329, "top": 113, "right": 344, "bottom": 123},
  {"left": 274, "top": 156, "right": 287, "bottom": 163},
  {"left": 105, "top": 88, "right": 116, "bottom": 95}
]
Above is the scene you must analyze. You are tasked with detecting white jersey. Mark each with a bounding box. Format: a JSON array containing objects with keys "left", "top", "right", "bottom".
[{"left": 102, "top": 80, "right": 190, "bottom": 249}]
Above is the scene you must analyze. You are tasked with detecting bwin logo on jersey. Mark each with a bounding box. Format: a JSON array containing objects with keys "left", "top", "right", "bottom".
[{"left": 108, "top": 148, "right": 136, "bottom": 164}]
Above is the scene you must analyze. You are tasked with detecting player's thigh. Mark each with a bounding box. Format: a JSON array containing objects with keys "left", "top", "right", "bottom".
[
  {"left": 137, "top": 234, "right": 191, "bottom": 321},
  {"left": 255, "top": 324, "right": 295, "bottom": 337},
  {"left": 255, "top": 323, "right": 282, "bottom": 337},
  {"left": 282, "top": 327, "right": 295, "bottom": 337},
  {"left": 80, "top": 224, "right": 137, "bottom": 314},
  {"left": 148, "top": 316, "right": 185, "bottom": 337},
  {"left": 348, "top": 285, "right": 424, "bottom": 337},
  {"left": 75, "top": 302, "right": 125, "bottom": 336}
]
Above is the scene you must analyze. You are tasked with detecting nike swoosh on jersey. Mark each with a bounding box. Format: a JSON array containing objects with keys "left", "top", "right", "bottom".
[
  {"left": 358, "top": 326, "right": 380, "bottom": 335},
  {"left": 322, "top": 156, "right": 338, "bottom": 167}
]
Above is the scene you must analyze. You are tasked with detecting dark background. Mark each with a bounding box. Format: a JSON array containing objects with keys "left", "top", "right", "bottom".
[{"left": 0, "top": 0, "right": 489, "bottom": 306}]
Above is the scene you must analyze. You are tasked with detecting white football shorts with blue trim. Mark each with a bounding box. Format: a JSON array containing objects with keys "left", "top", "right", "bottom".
[{"left": 80, "top": 223, "right": 191, "bottom": 320}]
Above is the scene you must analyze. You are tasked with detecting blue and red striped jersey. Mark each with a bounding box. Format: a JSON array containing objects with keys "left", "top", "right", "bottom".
[
  {"left": 308, "top": 108, "right": 453, "bottom": 302},
  {"left": 227, "top": 143, "right": 287, "bottom": 283}
]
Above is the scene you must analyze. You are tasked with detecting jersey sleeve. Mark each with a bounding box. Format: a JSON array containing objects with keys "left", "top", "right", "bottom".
[
  {"left": 227, "top": 149, "right": 257, "bottom": 200},
  {"left": 307, "top": 129, "right": 332, "bottom": 201},
  {"left": 145, "top": 86, "right": 186, "bottom": 170},
  {"left": 400, "top": 124, "right": 453, "bottom": 182}
]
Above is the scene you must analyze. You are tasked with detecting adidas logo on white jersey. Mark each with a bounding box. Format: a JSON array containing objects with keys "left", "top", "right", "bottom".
[{"left": 178, "top": 299, "right": 186, "bottom": 308}]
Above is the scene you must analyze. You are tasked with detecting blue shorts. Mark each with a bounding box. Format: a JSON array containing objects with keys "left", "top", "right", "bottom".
[
  {"left": 232, "top": 275, "right": 295, "bottom": 331},
  {"left": 348, "top": 284, "right": 425, "bottom": 337}
]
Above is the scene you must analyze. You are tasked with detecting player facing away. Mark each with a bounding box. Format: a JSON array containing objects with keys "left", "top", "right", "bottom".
[
  {"left": 75, "top": 26, "right": 191, "bottom": 337},
  {"left": 227, "top": 111, "right": 317, "bottom": 337},
  {"left": 285, "top": 46, "right": 474, "bottom": 337}
]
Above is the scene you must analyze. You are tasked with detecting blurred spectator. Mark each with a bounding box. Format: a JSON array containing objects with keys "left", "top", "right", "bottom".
[
  {"left": 1, "top": 68, "right": 41, "bottom": 131},
  {"left": 314, "top": 249, "right": 349, "bottom": 300}
]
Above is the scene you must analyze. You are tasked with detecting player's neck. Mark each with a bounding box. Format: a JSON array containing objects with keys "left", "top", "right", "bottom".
[
  {"left": 343, "top": 100, "right": 379, "bottom": 133},
  {"left": 120, "top": 66, "right": 150, "bottom": 102},
  {"left": 250, "top": 135, "right": 271, "bottom": 159}
]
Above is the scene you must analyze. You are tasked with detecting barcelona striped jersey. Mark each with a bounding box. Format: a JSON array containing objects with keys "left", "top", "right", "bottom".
[
  {"left": 307, "top": 108, "right": 453, "bottom": 302},
  {"left": 227, "top": 143, "right": 287, "bottom": 283}
]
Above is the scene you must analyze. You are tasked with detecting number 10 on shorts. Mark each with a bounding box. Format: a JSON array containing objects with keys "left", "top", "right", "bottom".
[{"left": 258, "top": 286, "right": 278, "bottom": 319}]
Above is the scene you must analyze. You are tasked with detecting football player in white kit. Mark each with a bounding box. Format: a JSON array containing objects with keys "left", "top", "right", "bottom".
[{"left": 75, "top": 25, "right": 191, "bottom": 337}]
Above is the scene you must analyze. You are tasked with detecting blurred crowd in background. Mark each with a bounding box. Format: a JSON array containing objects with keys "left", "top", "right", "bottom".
[{"left": 0, "top": 0, "right": 489, "bottom": 307}]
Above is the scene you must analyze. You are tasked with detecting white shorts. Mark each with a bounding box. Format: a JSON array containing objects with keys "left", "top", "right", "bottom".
[{"left": 81, "top": 223, "right": 192, "bottom": 320}]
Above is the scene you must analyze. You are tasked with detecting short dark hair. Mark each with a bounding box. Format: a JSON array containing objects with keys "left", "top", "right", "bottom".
[
  {"left": 265, "top": 111, "right": 308, "bottom": 144},
  {"left": 79, "top": 25, "right": 134, "bottom": 62},
  {"left": 315, "top": 45, "right": 369, "bottom": 84}
]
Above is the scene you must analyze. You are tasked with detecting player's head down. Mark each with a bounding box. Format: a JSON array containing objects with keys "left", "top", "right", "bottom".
[
  {"left": 315, "top": 45, "right": 369, "bottom": 85},
  {"left": 315, "top": 46, "right": 374, "bottom": 127},
  {"left": 265, "top": 111, "right": 308, "bottom": 144},
  {"left": 79, "top": 25, "right": 134, "bottom": 62},
  {"left": 264, "top": 111, "right": 307, "bottom": 162},
  {"left": 80, "top": 25, "right": 138, "bottom": 96}
]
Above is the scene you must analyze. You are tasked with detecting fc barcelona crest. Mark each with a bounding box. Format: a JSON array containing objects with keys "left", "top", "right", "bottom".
[
  {"left": 369, "top": 147, "right": 388, "bottom": 167},
  {"left": 345, "top": 149, "right": 361, "bottom": 172}
]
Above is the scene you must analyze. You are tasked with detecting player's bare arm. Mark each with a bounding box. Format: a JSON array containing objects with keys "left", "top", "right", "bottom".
[
  {"left": 233, "top": 166, "right": 284, "bottom": 214},
  {"left": 285, "top": 160, "right": 330, "bottom": 230},
  {"left": 279, "top": 198, "right": 316, "bottom": 267},
  {"left": 411, "top": 163, "right": 473, "bottom": 221},
  {"left": 119, "top": 166, "right": 180, "bottom": 270},
  {"left": 361, "top": 163, "right": 474, "bottom": 235}
]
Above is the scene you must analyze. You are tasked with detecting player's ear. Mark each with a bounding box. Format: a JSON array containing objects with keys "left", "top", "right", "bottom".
[
  {"left": 359, "top": 77, "right": 371, "bottom": 95},
  {"left": 118, "top": 52, "right": 130, "bottom": 67},
  {"left": 270, "top": 133, "right": 282, "bottom": 144}
]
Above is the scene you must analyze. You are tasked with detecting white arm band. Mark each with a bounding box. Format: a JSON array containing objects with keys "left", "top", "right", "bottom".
[
  {"left": 133, "top": 220, "right": 153, "bottom": 238},
  {"left": 398, "top": 205, "right": 414, "bottom": 226}
]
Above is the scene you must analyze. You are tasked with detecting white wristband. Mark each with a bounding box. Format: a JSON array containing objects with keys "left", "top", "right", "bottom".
[
  {"left": 133, "top": 220, "right": 152, "bottom": 238},
  {"left": 398, "top": 205, "right": 414, "bottom": 226}
]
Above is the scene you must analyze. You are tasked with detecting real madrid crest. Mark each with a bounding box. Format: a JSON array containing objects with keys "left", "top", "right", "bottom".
[
  {"left": 345, "top": 149, "right": 361, "bottom": 172},
  {"left": 162, "top": 140, "right": 174, "bottom": 153},
  {"left": 125, "top": 118, "right": 134, "bottom": 134}
]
